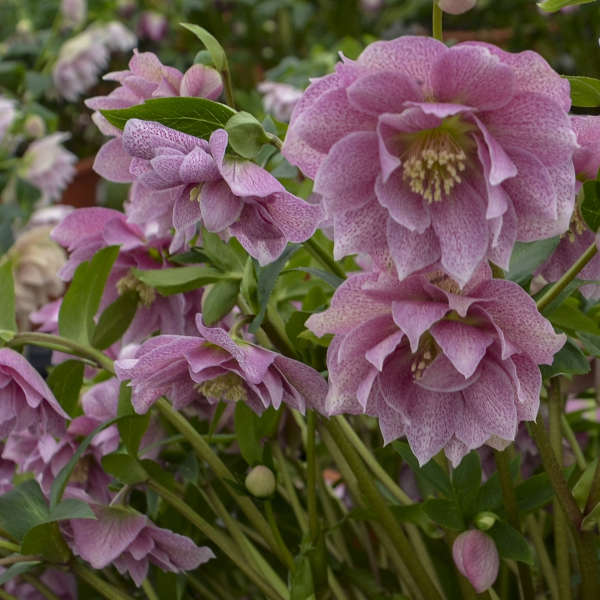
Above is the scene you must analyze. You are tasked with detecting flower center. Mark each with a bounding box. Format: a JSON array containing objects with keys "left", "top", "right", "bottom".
[
  {"left": 402, "top": 132, "right": 467, "bottom": 203},
  {"left": 425, "top": 270, "right": 462, "bottom": 294},
  {"left": 410, "top": 335, "right": 438, "bottom": 381},
  {"left": 116, "top": 271, "right": 156, "bottom": 306},
  {"left": 197, "top": 372, "right": 247, "bottom": 403},
  {"left": 563, "top": 202, "right": 587, "bottom": 243}
]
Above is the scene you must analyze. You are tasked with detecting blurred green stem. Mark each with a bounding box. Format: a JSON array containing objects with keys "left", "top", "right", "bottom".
[
  {"left": 265, "top": 500, "right": 295, "bottom": 572},
  {"left": 306, "top": 410, "right": 319, "bottom": 542},
  {"left": 72, "top": 563, "right": 134, "bottom": 600},
  {"left": 303, "top": 238, "right": 347, "bottom": 281},
  {"left": 525, "top": 515, "right": 559, "bottom": 600},
  {"left": 432, "top": 2, "right": 443, "bottom": 41}
]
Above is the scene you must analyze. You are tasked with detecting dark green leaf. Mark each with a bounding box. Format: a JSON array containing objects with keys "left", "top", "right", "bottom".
[
  {"left": 289, "top": 267, "right": 343, "bottom": 288},
  {"left": 390, "top": 504, "right": 433, "bottom": 527},
  {"left": 452, "top": 452, "right": 481, "bottom": 514},
  {"left": 226, "top": 111, "right": 270, "bottom": 158},
  {"left": 201, "top": 280, "right": 240, "bottom": 325},
  {"left": 132, "top": 265, "right": 226, "bottom": 295},
  {"left": 507, "top": 238, "right": 560, "bottom": 284},
  {"left": 474, "top": 472, "right": 503, "bottom": 513},
  {"left": 234, "top": 402, "right": 263, "bottom": 465},
  {"left": 0, "top": 480, "right": 49, "bottom": 541},
  {"left": 515, "top": 473, "right": 554, "bottom": 513},
  {"left": 540, "top": 338, "right": 590, "bottom": 378},
  {"left": 579, "top": 332, "right": 600, "bottom": 357},
  {"left": 180, "top": 23, "right": 227, "bottom": 71},
  {"left": 47, "top": 360, "right": 84, "bottom": 417},
  {"left": 240, "top": 256, "right": 259, "bottom": 313},
  {"left": 201, "top": 230, "right": 245, "bottom": 271},
  {"left": 59, "top": 246, "right": 119, "bottom": 345},
  {"left": 547, "top": 302, "right": 600, "bottom": 335},
  {"left": 21, "top": 522, "right": 71, "bottom": 563},
  {"left": 573, "top": 459, "right": 598, "bottom": 509},
  {"left": 101, "top": 97, "right": 235, "bottom": 140},
  {"left": 48, "top": 498, "right": 96, "bottom": 522},
  {"left": 102, "top": 453, "right": 148, "bottom": 485},
  {"left": 540, "top": 0, "right": 594, "bottom": 14},
  {"left": 423, "top": 498, "right": 464, "bottom": 530},
  {"left": 0, "top": 562, "right": 41, "bottom": 585},
  {"left": 488, "top": 520, "right": 534, "bottom": 565},
  {"left": 0, "top": 260, "right": 16, "bottom": 334},
  {"left": 581, "top": 180, "right": 600, "bottom": 232},
  {"left": 117, "top": 383, "right": 151, "bottom": 456},
  {"left": 92, "top": 290, "right": 139, "bottom": 350}
]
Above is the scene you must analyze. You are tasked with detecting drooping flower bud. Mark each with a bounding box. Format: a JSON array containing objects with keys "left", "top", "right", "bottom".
[
  {"left": 452, "top": 530, "right": 499, "bottom": 593},
  {"left": 438, "top": 0, "right": 477, "bottom": 15},
  {"left": 245, "top": 465, "right": 276, "bottom": 498}
]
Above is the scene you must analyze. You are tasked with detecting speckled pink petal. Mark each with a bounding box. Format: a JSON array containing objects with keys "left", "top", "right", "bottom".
[
  {"left": 93, "top": 138, "right": 134, "bottom": 183},
  {"left": 200, "top": 180, "right": 243, "bottom": 231},
  {"left": 387, "top": 221, "right": 441, "bottom": 281},
  {"left": 180, "top": 64, "right": 223, "bottom": 100}
]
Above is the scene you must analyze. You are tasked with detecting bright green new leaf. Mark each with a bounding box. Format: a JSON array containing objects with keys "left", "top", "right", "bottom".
[
  {"left": 226, "top": 111, "right": 270, "bottom": 158},
  {"left": 0, "top": 260, "right": 17, "bottom": 333},
  {"left": 180, "top": 23, "right": 227, "bottom": 71},
  {"left": 201, "top": 279, "right": 240, "bottom": 326},
  {"left": 539, "top": 0, "right": 594, "bottom": 13}
]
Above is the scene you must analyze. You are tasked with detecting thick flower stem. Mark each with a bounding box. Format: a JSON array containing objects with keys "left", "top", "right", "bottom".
[
  {"left": 265, "top": 500, "right": 295, "bottom": 571},
  {"left": 72, "top": 563, "right": 135, "bottom": 600},
  {"left": 306, "top": 410, "right": 319, "bottom": 542},
  {"left": 154, "top": 398, "right": 283, "bottom": 564},
  {"left": 323, "top": 416, "right": 442, "bottom": 600},
  {"left": 148, "top": 480, "right": 287, "bottom": 600},
  {"left": 303, "top": 238, "right": 347, "bottom": 281},
  {"left": 536, "top": 241, "right": 598, "bottom": 312},
  {"left": 141, "top": 579, "right": 159, "bottom": 600},
  {"left": 549, "top": 379, "right": 572, "bottom": 600},
  {"left": 0, "top": 589, "right": 17, "bottom": 600},
  {"left": 494, "top": 450, "right": 535, "bottom": 600},
  {"left": 20, "top": 575, "right": 62, "bottom": 600},
  {"left": 432, "top": 2, "right": 444, "bottom": 41},
  {"left": 525, "top": 515, "right": 560, "bottom": 600}
]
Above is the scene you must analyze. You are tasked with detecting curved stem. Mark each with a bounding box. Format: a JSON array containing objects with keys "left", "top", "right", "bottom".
[
  {"left": 21, "top": 574, "right": 62, "bottom": 600},
  {"left": 303, "top": 238, "right": 347, "bottom": 281},
  {"left": 561, "top": 414, "right": 587, "bottom": 471},
  {"left": 72, "top": 563, "right": 134, "bottom": 600},
  {"left": 0, "top": 554, "right": 39, "bottom": 566},
  {"left": 432, "top": 2, "right": 444, "bottom": 41},
  {"left": 265, "top": 501, "right": 295, "bottom": 571},
  {"left": 141, "top": 579, "right": 159, "bottom": 600},
  {"left": 525, "top": 515, "right": 559, "bottom": 600},
  {"left": 306, "top": 411, "right": 319, "bottom": 541},
  {"left": 536, "top": 241, "right": 598, "bottom": 312}
]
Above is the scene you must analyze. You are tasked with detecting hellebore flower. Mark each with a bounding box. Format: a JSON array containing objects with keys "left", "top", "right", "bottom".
[
  {"left": 20, "top": 133, "right": 76, "bottom": 203},
  {"left": 0, "top": 96, "right": 16, "bottom": 143},
  {"left": 540, "top": 115, "right": 600, "bottom": 299},
  {"left": 97, "top": 119, "right": 322, "bottom": 261},
  {"left": 1, "top": 568, "right": 77, "bottom": 600},
  {"left": 70, "top": 505, "right": 214, "bottom": 586},
  {"left": 306, "top": 266, "right": 565, "bottom": 465},
  {"left": 0, "top": 348, "right": 68, "bottom": 437},
  {"left": 438, "top": 0, "right": 477, "bottom": 15},
  {"left": 284, "top": 36, "right": 577, "bottom": 287},
  {"left": 258, "top": 81, "right": 303, "bottom": 122},
  {"left": 61, "top": 0, "right": 86, "bottom": 28},
  {"left": 115, "top": 315, "right": 328, "bottom": 415},
  {"left": 452, "top": 530, "right": 499, "bottom": 593},
  {"left": 138, "top": 11, "right": 168, "bottom": 42}
]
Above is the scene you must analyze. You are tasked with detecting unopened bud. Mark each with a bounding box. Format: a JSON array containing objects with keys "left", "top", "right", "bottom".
[
  {"left": 24, "top": 115, "right": 46, "bottom": 139},
  {"left": 438, "top": 0, "right": 477, "bottom": 15},
  {"left": 245, "top": 465, "right": 276, "bottom": 498},
  {"left": 474, "top": 511, "right": 497, "bottom": 531},
  {"left": 452, "top": 530, "right": 499, "bottom": 593}
]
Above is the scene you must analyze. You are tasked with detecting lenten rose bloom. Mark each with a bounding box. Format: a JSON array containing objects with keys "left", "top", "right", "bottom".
[
  {"left": 258, "top": 81, "right": 304, "bottom": 122},
  {"left": 1, "top": 568, "right": 77, "bottom": 600},
  {"left": 97, "top": 119, "right": 323, "bottom": 261},
  {"left": 0, "top": 96, "right": 16, "bottom": 143},
  {"left": 70, "top": 505, "right": 214, "bottom": 586},
  {"left": 452, "top": 530, "right": 499, "bottom": 592},
  {"left": 306, "top": 266, "right": 565, "bottom": 465},
  {"left": 540, "top": 115, "right": 600, "bottom": 299},
  {"left": 0, "top": 348, "right": 68, "bottom": 437},
  {"left": 115, "top": 314, "right": 328, "bottom": 415},
  {"left": 284, "top": 37, "right": 577, "bottom": 286}
]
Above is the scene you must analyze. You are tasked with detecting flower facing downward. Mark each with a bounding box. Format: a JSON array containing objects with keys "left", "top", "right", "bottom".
[
  {"left": 306, "top": 266, "right": 565, "bottom": 465},
  {"left": 452, "top": 530, "right": 499, "bottom": 592}
]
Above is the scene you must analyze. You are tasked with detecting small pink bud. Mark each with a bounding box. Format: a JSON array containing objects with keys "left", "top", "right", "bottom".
[
  {"left": 438, "top": 0, "right": 477, "bottom": 15},
  {"left": 452, "top": 530, "right": 499, "bottom": 593}
]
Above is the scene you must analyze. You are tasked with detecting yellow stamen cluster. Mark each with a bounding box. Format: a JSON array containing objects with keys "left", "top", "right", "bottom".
[
  {"left": 563, "top": 205, "right": 587, "bottom": 243},
  {"left": 116, "top": 271, "right": 156, "bottom": 306},
  {"left": 190, "top": 185, "right": 202, "bottom": 203},
  {"left": 402, "top": 134, "right": 467, "bottom": 203},
  {"left": 425, "top": 270, "right": 461, "bottom": 295},
  {"left": 197, "top": 372, "right": 247, "bottom": 403},
  {"left": 410, "top": 336, "right": 438, "bottom": 381}
]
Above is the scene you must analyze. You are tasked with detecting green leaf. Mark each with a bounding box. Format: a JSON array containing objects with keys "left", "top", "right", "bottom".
[
  {"left": 250, "top": 245, "right": 300, "bottom": 333},
  {"left": 581, "top": 500, "right": 600, "bottom": 531},
  {"left": 59, "top": 246, "right": 120, "bottom": 345},
  {"left": 539, "top": 0, "right": 594, "bottom": 13},
  {"left": 0, "top": 480, "right": 49, "bottom": 541},
  {"left": 540, "top": 338, "right": 590, "bottom": 378},
  {"left": 48, "top": 498, "right": 96, "bottom": 522},
  {"left": 201, "top": 230, "right": 245, "bottom": 271},
  {"left": 488, "top": 520, "right": 534, "bottom": 565},
  {"left": 0, "top": 562, "right": 41, "bottom": 586},
  {"left": 423, "top": 498, "right": 464, "bottom": 530},
  {"left": 0, "top": 260, "right": 17, "bottom": 333},
  {"left": 547, "top": 301, "right": 600, "bottom": 335},
  {"left": 289, "top": 267, "right": 343, "bottom": 288},
  {"left": 180, "top": 23, "right": 227, "bottom": 71},
  {"left": 234, "top": 402, "right": 263, "bottom": 466},
  {"left": 452, "top": 451, "right": 481, "bottom": 514},
  {"left": 515, "top": 473, "right": 554, "bottom": 513},
  {"left": 581, "top": 180, "right": 600, "bottom": 232},
  {"left": 201, "top": 280, "right": 240, "bottom": 326},
  {"left": 117, "top": 382, "right": 150, "bottom": 456},
  {"left": 226, "top": 111, "right": 270, "bottom": 158},
  {"left": 290, "top": 554, "right": 315, "bottom": 600},
  {"left": 507, "top": 238, "right": 560, "bottom": 284},
  {"left": 101, "top": 97, "right": 235, "bottom": 140},
  {"left": 573, "top": 458, "right": 598, "bottom": 509},
  {"left": 21, "top": 522, "right": 71, "bottom": 563},
  {"left": 132, "top": 265, "right": 226, "bottom": 295},
  {"left": 579, "top": 332, "right": 600, "bottom": 357},
  {"left": 47, "top": 359, "right": 84, "bottom": 417},
  {"left": 102, "top": 453, "right": 149, "bottom": 485},
  {"left": 92, "top": 290, "right": 139, "bottom": 350},
  {"left": 240, "top": 256, "right": 259, "bottom": 313}
]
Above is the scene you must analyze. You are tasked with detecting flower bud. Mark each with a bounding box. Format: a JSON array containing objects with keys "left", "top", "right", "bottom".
[
  {"left": 474, "top": 511, "right": 498, "bottom": 531},
  {"left": 438, "top": 0, "right": 477, "bottom": 15},
  {"left": 452, "top": 530, "right": 499, "bottom": 593},
  {"left": 24, "top": 115, "right": 46, "bottom": 139},
  {"left": 245, "top": 465, "right": 276, "bottom": 498}
]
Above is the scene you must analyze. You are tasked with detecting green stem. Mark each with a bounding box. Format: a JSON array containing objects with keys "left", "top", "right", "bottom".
[
  {"left": 324, "top": 417, "right": 442, "bottom": 600},
  {"left": 536, "top": 241, "right": 598, "bottom": 311},
  {"left": 222, "top": 66, "right": 236, "bottom": 109},
  {"left": 147, "top": 479, "right": 286, "bottom": 600},
  {"left": 8, "top": 332, "right": 115, "bottom": 374},
  {"left": 303, "top": 238, "right": 347, "bottom": 281},
  {"left": 155, "top": 398, "right": 282, "bottom": 563},
  {"left": 141, "top": 579, "right": 159, "bottom": 600},
  {"left": 561, "top": 414, "right": 587, "bottom": 470},
  {"left": 187, "top": 574, "right": 220, "bottom": 600},
  {"left": 0, "top": 554, "right": 39, "bottom": 566},
  {"left": 584, "top": 457, "right": 600, "bottom": 515},
  {"left": 493, "top": 450, "right": 535, "bottom": 600},
  {"left": 72, "top": 563, "right": 135, "bottom": 600},
  {"left": 21, "top": 575, "right": 62, "bottom": 600},
  {"left": 432, "top": 1, "right": 443, "bottom": 41},
  {"left": 306, "top": 410, "right": 319, "bottom": 542},
  {"left": 0, "top": 540, "right": 20, "bottom": 552},
  {"left": 525, "top": 515, "right": 559, "bottom": 600},
  {"left": 265, "top": 501, "right": 295, "bottom": 571},
  {"left": 0, "top": 589, "right": 18, "bottom": 600}
]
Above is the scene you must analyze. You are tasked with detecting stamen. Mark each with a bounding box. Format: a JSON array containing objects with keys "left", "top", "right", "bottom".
[
  {"left": 425, "top": 270, "right": 461, "bottom": 295},
  {"left": 197, "top": 372, "right": 247, "bottom": 403},
  {"left": 562, "top": 204, "right": 587, "bottom": 243},
  {"left": 410, "top": 335, "right": 438, "bottom": 381},
  {"left": 116, "top": 271, "right": 156, "bottom": 306}
]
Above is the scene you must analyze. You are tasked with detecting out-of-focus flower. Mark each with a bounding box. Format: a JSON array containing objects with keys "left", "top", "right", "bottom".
[
  {"left": 360, "top": 0, "right": 384, "bottom": 13},
  {"left": 6, "top": 225, "right": 67, "bottom": 330},
  {"left": 452, "top": 530, "right": 499, "bottom": 592},
  {"left": 138, "top": 11, "right": 168, "bottom": 42},
  {"left": 1, "top": 568, "right": 77, "bottom": 600},
  {"left": 61, "top": 0, "right": 87, "bottom": 28},
  {"left": 19, "top": 133, "right": 76, "bottom": 203},
  {"left": 258, "top": 81, "right": 303, "bottom": 122},
  {"left": 0, "top": 96, "right": 16, "bottom": 143},
  {"left": 70, "top": 505, "right": 214, "bottom": 586},
  {"left": 438, "top": 0, "right": 477, "bottom": 15},
  {"left": 101, "top": 21, "right": 137, "bottom": 53},
  {"left": 0, "top": 443, "right": 15, "bottom": 494},
  {"left": 23, "top": 114, "right": 46, "bottom": 139},
  {"left": 115, "top": 314, "right": 328, "bottom": 415},
  {"left": 306, "top": 266, "right": 565, "bottom": 465},
  {"left": 0, "top": 348, "right": 68, "bottom": 437},
  {"left": 284, "top": 37, "right": 576, "bottom": 287}
]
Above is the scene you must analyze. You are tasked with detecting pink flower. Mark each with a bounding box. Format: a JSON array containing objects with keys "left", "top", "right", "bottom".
[
  {"left": 115, "top": 315, "right": 328, "bottom": 415},
  {"left": 0, "top": 348, "right": 68, "bottom": 437},
  {"left": 438, "top": 0, "right": 476, "bottom": 15},
  {"left": 61, "top": 0, "right": 86, "bottom": 28},
  {"left": 452, "top": 530, "right": 499, "bottom": 593},
  {"left": 1, "top": 568, "right": 76, "bottom": 600},
  {"left": 306, "top": 266, "right": 565, "bottom": 465},
  {"left": 70, "top": 505, "right": 214, "bottom": 586},
  {"left": 258, "top": 81, "right": 303, "bottom": 122},
  {"left": 137, "top": 11, "right": 168, "bottom": 42},
  {"left": 284, "top": 37, "right": 577, "bottom": 287},
  {"left": 96, "top": 120, "right": 323, "bottom": 261},
  {"left": 0, "top": 96, "right": 16, "bottom": 143}
]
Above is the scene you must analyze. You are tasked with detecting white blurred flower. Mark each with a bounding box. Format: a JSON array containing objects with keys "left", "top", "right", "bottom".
[
  {"left": 61, "top": 0, "right": 87, "bottom": 28},
  {"left": 0, "top": 96, "right": 16, "bottom": 143},
  {"left": 258, "top": 81, "right": 303, "bottom": 122}
]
